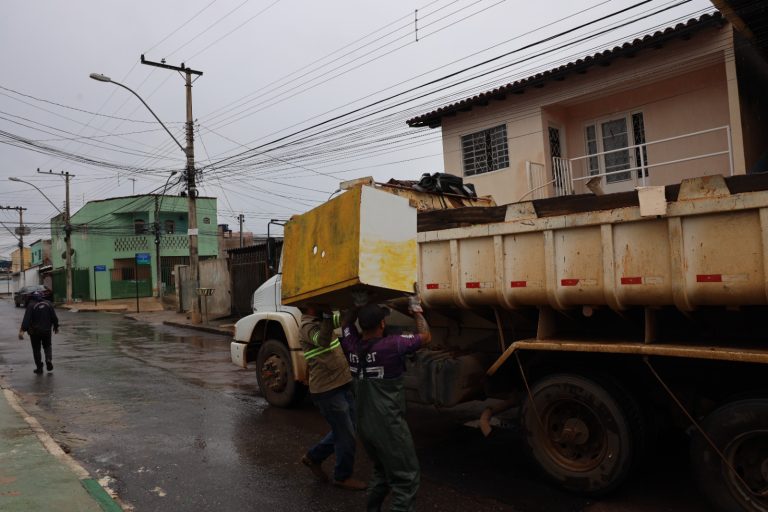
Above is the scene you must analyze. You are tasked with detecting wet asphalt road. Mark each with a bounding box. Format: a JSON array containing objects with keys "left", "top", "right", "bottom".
[{"left": 0, "top": 297, "right": 714, "bottom": 511}]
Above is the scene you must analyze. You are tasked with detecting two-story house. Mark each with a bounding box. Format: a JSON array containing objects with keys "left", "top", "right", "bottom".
[
  {"left": 407, "top": 12, "right": 768, "bottom": 205},
  {"left": 29, "top": 239, "right": 52, "bottom": 268},
  {"left": 50, "top": 194, "right": 218, "bottom": 301}
]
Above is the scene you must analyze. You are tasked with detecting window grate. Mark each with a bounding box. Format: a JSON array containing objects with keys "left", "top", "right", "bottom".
[
  {"left": 462, "top": 125, "right": 509, "bottom": 176},
  {"left": 548, "top": 127, "right": 562, "bottom": 158}
]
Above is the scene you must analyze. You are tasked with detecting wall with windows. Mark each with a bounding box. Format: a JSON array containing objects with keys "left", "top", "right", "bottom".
[
  {"left": 437, "top": 23, "right": 739, "bottom": 204},
  {"left": 442, "top": 104, "right": 545, "bottom": 205},
  {"left": 50, "top": 195, "right": 218, "bottom": 300}
]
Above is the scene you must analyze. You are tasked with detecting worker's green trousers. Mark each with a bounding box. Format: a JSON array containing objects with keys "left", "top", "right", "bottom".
[{"left": 354, "top": 377, "right": 420, "bottom": 512}]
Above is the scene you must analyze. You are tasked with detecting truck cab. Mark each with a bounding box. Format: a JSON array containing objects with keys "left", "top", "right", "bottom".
[{"left": 230, "top": 271, "right": 309, "bottom": 407}]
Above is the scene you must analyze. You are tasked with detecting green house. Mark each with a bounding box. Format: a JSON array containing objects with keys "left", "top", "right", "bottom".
[{"left": 51, "top": 194, "right": 218, "bottom": 301}]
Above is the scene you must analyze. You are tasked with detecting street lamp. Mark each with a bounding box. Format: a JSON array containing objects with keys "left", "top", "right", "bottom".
[
  {"left": 90, "top": 72, "right": 202, "bottom": 322},
  {"left": 89, "top": 74, "right": 185, "bottom": 153},
  {"left": 9, "top": 176, "right": 72, "bottom": 304}
]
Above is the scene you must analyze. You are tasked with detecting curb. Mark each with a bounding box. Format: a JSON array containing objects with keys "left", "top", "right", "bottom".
[
  {"left": 1, "top": 388, "right": 124, "bottom": 512},
  {"left": 162, "top": 320, "right": 233, "bottom": 337}
]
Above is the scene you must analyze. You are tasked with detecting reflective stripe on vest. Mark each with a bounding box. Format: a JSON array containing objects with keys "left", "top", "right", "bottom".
[{"left": 304, "top": 338, "right": 341, "bottom": 360}]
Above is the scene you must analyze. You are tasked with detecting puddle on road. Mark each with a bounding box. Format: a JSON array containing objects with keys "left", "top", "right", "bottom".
[{"left": 58, "top": 312, "right": 260, "bottom": 397}]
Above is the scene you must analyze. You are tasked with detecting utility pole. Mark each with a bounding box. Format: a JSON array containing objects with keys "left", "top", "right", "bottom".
[
  {"left": 141, "top": 55, "right": 204, "bottom": 323},
  {"left": 154, "top": 195, "right": 162, "bottom": 299},
  {"left": 0, "top": 206, "right": 27, "bottom": 287},
  {"left": 128, "top": 178, "right": 137, "bottom": 195},
  {"left": 238, "top": 214, "right": 245, "bottom": 248},
  {"left": 38, "top": 169, "right": 74, "bottom": 304}
]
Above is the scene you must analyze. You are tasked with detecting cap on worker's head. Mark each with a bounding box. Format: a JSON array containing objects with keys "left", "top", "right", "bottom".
[{"left": 358, "top": 304, "right": 390, "bottom": 330}]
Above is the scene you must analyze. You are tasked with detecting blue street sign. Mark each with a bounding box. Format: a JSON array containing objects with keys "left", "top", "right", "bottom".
[
  {"left": 135, "top": 253, "right": 151, "bottom": 265},
  {"left": 94, "top": 265, "right": 107, "bottom": 272}
]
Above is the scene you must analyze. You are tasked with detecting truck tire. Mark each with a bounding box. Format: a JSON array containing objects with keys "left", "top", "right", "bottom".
[
  {"left": 255, "top": 340, "right": 306, "bottom": 408},
  {"left": 691, "top": 398, "right": 768, "bottom": 512},
  {"left": 521, "top": 373, "right": 639, "bottom": 495}
]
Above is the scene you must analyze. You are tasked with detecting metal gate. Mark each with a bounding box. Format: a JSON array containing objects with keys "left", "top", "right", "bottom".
[
  {"left": 161, "top": 256, "right": 188, "bottom": 294},
  {"left": 228, "top": 241, "right": 281, "bottom": 316}
]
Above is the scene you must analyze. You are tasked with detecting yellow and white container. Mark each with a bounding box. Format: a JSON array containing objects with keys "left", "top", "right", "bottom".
[{"left": 281, "top": 185, "right": 417, "bottom": 307}]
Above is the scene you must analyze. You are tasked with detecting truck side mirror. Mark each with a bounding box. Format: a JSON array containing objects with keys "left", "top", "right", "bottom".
[{"left": 267, "top": 237, "right": 277, "bottom": 273}]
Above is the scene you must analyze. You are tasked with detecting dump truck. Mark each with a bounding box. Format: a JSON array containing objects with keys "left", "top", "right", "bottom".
[{"left": 231, "top": 174, "right": 768, "bottom": 512}]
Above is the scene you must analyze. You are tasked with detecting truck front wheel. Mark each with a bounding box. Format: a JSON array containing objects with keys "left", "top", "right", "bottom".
[
  {"left": 255, "top": 339, "right": 306, "bottom": 408},
  {"left": 521, "top": 373, "right": 640, "bottom": 495},
  {"left": 691, "top": 398, "right": 768, "bottom": 512}
]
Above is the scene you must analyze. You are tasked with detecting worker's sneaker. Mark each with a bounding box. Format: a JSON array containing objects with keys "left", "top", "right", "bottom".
[
  {"left": 33, "top": 367, "right": 43, "bottom": 374},
  {"left": 333, "top": 478, "right": 367, "bottom": 491},
  {"left": 301, "top": 455, "right": 328, "bottom": 482},
  {"left": 46, "top": 362, "right": 53, "bottom": 372}
]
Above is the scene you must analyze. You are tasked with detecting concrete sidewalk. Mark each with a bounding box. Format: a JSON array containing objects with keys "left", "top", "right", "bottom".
[
  {"left": 58, "top": 299, "right": 236, "bottom": 337},
  {"left": 123, "top": 309, "right": 236, "bottom": 337},
  {"left": 0, "top": 386, "right": 122, "bottom": 512}
]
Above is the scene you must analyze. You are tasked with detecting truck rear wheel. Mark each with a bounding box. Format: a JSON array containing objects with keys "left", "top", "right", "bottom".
[
  {"left": 255, "top": 340, "right": 306, "bottom": 408},
  {"left": 691, "top": 398, "right": 768, "bottom": 512},
  {"left": 521, "top": 373, "right": 639, "bottom": 495}
]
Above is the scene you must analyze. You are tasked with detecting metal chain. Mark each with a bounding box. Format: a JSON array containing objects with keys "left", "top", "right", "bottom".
[{"left": 644, "top": 357, "right": 767, "bottom": 500}]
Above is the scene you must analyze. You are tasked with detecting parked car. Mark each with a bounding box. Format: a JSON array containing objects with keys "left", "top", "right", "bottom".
[{"left": 14, "top": 285, "right": 53, "bottom": 308}]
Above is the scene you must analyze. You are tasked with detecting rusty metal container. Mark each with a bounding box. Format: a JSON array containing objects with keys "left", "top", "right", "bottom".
[
  {"left": 281, "top": 185, "right": 417, "bottom": 307},
  {"left": 419, "top": 175, "right": 768, "bottom": 312}
]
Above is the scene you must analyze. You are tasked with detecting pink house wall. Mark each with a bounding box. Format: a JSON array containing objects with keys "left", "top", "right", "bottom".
[
  {"left": 439, "top": 22, "right": 740, "bottom": 205},
  {"left": 561, "top": 62, "right": 731, "bottom": 191}
]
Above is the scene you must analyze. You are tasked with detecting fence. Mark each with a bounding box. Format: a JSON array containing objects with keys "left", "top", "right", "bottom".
[
  {"left": 110, "top": 265, "right": 152, "bottom": 299},
  {"left": 51, "top": 267, "right": 91, "bottom": 302}
]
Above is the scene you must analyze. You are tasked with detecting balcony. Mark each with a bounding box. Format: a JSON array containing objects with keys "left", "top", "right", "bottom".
[{"left": 524, "top": 126, "right": 734, "bottom": 200}]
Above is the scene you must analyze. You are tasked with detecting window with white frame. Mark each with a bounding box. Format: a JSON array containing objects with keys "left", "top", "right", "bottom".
[
  {"left": 461, "top": 124, "right": 509, "bottom": 176},
  {"left": 585, "top": 112, "right": 647, "bottom": 184}
]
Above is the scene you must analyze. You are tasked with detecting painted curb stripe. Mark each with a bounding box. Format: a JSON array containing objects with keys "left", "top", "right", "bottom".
[
  {"left": 81, "top": 478, "right": 123, "bottom": 512},
  {"left": 2, "top": 387, "right": 124, "bottom": 511}
]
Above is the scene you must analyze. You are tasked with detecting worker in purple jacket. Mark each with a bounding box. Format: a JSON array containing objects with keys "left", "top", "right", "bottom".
[{"left": 340, "top": 294, "right": 431, "bottom": 512}]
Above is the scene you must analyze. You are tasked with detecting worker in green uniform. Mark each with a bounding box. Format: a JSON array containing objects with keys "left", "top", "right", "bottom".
[
  {"left": 340, "top": 294, "right": 431, "bottom": 511},
  {"left": 299, "top": 304, "right": 366, "bottom": 490}
]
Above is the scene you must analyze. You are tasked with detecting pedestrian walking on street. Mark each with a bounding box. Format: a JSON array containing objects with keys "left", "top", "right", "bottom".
[
  {"left": 340, "top": 294, "right": 431, "bottom": 512},
  {"left": 299, "top": 304, "right": 367, "bottom": 491},
  {"left": 18, "top": 290, "right": 59, "bottom": 374}
]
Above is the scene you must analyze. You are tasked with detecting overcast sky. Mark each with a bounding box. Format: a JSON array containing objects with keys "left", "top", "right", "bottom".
[{"left": 0, "top": 0, "right": 714, "bottom": 258}]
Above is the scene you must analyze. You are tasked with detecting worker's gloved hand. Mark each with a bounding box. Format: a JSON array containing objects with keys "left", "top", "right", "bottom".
[
  {"left": 18, "top": 330, "right": 24, "bottom": 340},
  {"left": 351, "top": 290, "right": 368, "bottom": 307},
  {"left": 408, "top": 294, "right": 423, "bottom": 314}
]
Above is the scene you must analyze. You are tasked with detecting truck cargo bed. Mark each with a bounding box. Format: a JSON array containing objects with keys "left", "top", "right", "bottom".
[{"left": 417, "top": 174, "right": 768, "bottom": 312}]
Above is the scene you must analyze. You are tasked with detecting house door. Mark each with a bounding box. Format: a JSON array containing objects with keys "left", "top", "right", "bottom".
[
  {"left": 586, "top": 114, "right": 643, "bottom": 194},
  {"left": 549, "top": 125, "right": 570, "bottom": 195}
]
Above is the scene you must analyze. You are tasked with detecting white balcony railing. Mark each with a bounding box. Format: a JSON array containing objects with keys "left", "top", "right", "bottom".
[{"left": 530, "top": 125, "right": 734, "bottom": 199}]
